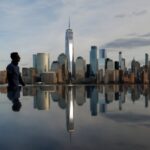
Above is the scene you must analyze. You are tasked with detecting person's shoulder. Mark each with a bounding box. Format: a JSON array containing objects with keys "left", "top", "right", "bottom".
[
  {"left": 7, "top": 63, "right": 12, "bottom": 68},
  {"left": 6, "top": 63, "right": 14, "bottom": 70}
]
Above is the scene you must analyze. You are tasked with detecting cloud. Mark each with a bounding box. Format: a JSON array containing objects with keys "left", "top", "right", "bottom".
[
  {"left": 115, "top": 14, "right": 126, "bottom": 18},
  {"left": 132, "top": 10, "right": 148, "bottom": 16},
  {"left": 0, "top": 0, "right": 150, "bottom": 70},
  {"left": 126, "top": 33, "right": 138, "bottom": 37},
  {"left": 115, "top": 10, "right": 148, "bottom": 19},
  {"left": 105, "top": 113, "right": 150, "bottom": 127},
  {"left": 140, "top": 33, "right": 150, "bottom": 38},
  {"left": 104, "top": 37, "right": 150, "bottom": 49},
  {"left": 126, "top": 32, "right": 150, "bottom": 38}
]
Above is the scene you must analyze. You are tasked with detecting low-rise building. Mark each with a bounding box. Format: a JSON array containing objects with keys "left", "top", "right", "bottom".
[
  {"left": 22, "top": 68, "right": 37, "bottom": 84},
  {"left": 41, "top": 72, "right": 57, "bottom": 84},
  {"left": 0, "top": 71, "right": 7, "bottom": 84}
]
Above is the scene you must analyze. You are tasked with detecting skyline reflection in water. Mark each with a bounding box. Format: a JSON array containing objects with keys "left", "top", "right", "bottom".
[
  {"left": 2, "top": 85, "right": 150, "bottom": 131},
  {"left": 0, "top": 85, "right": 150, "bottom": 150},
  {"left": 22, "top": 84, "right": 150, "bottom": 112}
]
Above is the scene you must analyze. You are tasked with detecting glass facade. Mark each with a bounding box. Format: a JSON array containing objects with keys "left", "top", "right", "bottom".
[
  {"left": 90, "top": 46, "right": 97, "bottom": 76},
  {"left": 99, "top": 48, "right": 106, "bottom": 70},
  {"left": 65, "top": 27, "right": 74, "bottom": 76}
]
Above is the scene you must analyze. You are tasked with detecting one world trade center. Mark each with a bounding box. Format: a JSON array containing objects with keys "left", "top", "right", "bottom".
[{"left": 65, "top": 19, "right": 74, "bottom": 79}]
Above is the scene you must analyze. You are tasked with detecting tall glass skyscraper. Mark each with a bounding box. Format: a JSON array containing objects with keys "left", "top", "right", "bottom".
[
  {"left": 90, "top": 46, "right": 97, "bottom": 76},
  {"left": 145, "top": 53, "right": 149, "bottom": 67},
  {"left": 65, "top": 20, "right": 74, "bottom": 77},
  {"left": 98, "top": 48, "right": 106, "bottom": 70}
]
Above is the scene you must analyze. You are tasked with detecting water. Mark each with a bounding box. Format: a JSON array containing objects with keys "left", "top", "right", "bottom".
[{"left": 0, "top": 84, "right": 150, "bottom": 150}]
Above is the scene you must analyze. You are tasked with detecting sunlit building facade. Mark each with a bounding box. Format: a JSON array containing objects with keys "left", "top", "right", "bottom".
[
  {"left": 65, "top": 21, "right": 74, "bottom": 77},
  {"left": 75, "top": 56, "right": 86, "bottom": 80},
  {"left": 51, "top": 61, "right": 63, "bottom": 83},
  {"left": 33, "top": 53, "right": 50, "bottom": 75},
  {"left": 66, "top": 86, "right": 75, "bottom": 133},
  {"left": 34, "top": 87, "right": 50, "bottom": 110}
]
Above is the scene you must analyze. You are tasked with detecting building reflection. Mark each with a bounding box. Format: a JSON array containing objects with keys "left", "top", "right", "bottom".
[
  {"left": 90, "top": 86, "right": 98, "bottom": 116},
  {"left": 75, "top": 85, "right": 86, "bottom": 105},
  {"left": 2, "top": 84, "right": 150, "bottom": 133},
  {"left": 51, "top": 86, "right": 66, "bottom": 109},
  {"left": 98, "top": 85, "right": 107, "bottom": 113},
  {"left": 34, "top": 87, "right": 50, "bottom": 110},
  {"left": 66, "top": 86, "right": 75, "bottom": 133},
  {"left": 4, "top": 85, "right": 149, "bottom": 112}
]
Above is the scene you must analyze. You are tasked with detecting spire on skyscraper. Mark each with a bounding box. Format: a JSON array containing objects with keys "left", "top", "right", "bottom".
[{"left": 68, "top": 17, "right": 70, "bottom": 29}]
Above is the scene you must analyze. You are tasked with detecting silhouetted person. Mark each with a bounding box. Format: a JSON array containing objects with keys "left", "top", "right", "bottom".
[
  {"left": 7, "top": 86, "right": 22, "bottom": 112},
  {"left": 6, "top": 52, "right": 25, "bottom": 88}
]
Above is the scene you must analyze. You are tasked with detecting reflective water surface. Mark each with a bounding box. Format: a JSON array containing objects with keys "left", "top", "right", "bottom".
[{"left": 0, "top": 84, "right": 150, "bottom": 150}]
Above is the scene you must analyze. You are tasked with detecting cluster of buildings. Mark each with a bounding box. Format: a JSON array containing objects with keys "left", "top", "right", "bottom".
[
  {"left": 0, "top": 21, "right": 150, "bottom": 84},
  {"left": 21, "top": 22, "right": 150, "bottom": 84}
]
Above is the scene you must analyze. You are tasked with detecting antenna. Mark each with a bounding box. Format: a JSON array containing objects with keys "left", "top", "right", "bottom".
[{"left": 69, "top": 17, "right": 70, "bottom": 29}]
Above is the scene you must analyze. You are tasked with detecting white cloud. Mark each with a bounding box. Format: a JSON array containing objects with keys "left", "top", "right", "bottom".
[{"left": 0, "top": 0, "right": 150, "bottom": 69}]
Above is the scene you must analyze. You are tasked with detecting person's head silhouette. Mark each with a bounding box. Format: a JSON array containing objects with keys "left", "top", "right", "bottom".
[{"left": 10, "top": 52, "right": 20, "bottom": 65}]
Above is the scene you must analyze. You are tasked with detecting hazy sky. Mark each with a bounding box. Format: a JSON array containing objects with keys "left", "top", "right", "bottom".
[{"left": 0, "top": 0, "right": 150, "bottom": 69}]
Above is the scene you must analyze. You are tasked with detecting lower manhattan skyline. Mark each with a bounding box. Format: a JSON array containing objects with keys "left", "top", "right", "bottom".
[{"left": 0, "top": 0, "right": 150, "bottom": 70}]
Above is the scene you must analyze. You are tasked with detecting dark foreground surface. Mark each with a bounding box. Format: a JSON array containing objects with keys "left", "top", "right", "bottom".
[{"left": 0, "top": 84, "right": 150, "bottom": 150}]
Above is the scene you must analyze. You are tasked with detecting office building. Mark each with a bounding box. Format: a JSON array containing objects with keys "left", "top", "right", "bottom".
[
  {"left": 33, "top": 53, "right": 50, "bottom": 75},
  {"left": 86, "top": 64, "right": 91, "bottom": 78},
  {"left": 22, "top": 68, "right": 37, "bottom": 84},
  {"left": 90, "top": 46, "right": 98, "bottom": 76},
  {"left": 121, "top": 58, "right": 126, "bottom": 71},
  {"left": 41, "top": 72, "right": 57, "bottom": 84},
  {"left": 106, "top": 59, "right": 114, "bottom": 70},
  {"left": 98, "top": 48, "right": 106, "bottom": 71},
  {"left": 0, "top": 71, "right": 7, "bottom": 84},
  {"left": 75, "top": 56, "right": 86, "bottom": 80},
  {"left": 97, "top": 69, "right": 104, "bottom": 83},
  {"left": 51, "top": 61, "right": 63, "bottom": 83},
  {"left": 119, "top": 51, "right": 122, "bottom": 69},
  {"left": 97, "top": 48, "right": 106, "bottom": 83},
  {"left": 115, "top": 61, "right": 119, "bottom": 70},
  {"left": 58, "top": 53, "right": 68, "bottom": 82},
  {"left": 65, "top": 20, "right": 74, "bottom": 77},
  {"left": 145, "top": 53, "right": 149, "bottom": 67},
  {"left": 131, "top": 58, "right": 140, "bottom": 80},
  {"left": 142, "top": 70, "right": 149, "bottom": 84}
]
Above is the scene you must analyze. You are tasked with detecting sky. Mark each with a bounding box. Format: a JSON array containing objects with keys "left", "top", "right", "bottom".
[{"left": 0, "top": 0, "right": 150, "bottom": 70}]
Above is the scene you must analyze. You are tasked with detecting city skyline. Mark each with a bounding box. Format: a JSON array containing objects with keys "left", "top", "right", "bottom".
[{"left": 0, "top": 0, "right": 150, "bottom": 70}]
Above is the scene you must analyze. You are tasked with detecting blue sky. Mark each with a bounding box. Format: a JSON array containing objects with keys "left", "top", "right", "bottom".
[{"left": 0, "top": 0, "right": 150, "bottom": 69}]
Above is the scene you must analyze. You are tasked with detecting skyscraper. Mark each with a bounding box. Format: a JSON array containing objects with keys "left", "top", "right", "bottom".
[
  {"left": 119, "top": 51, "right": 122, "bottom": 69},
  {"left": 145, "top": 53, "right": 149, "bottom": 67},
  {"left": 75, "top": 56, "right": 86, "bottom": 80},
  {"left": 65, "top": 19, "right": 74, "bottom": 77},
  {"left": 98, "top": 48, "right": 106, "bottom": 71},
  {"left": 33, "top": 53, "right": 50, "bottom": 75},
  {"left": 58, "top": 53, "right": 68, "bottom": 82},
  {"left": 90, "top": 46, "right": 98, "bottom": 76}
]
